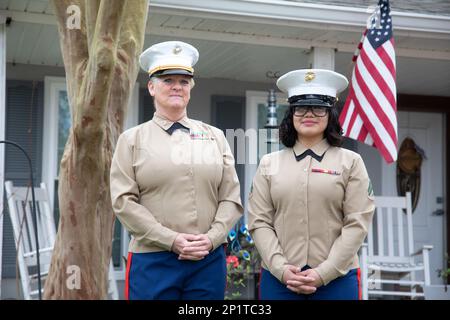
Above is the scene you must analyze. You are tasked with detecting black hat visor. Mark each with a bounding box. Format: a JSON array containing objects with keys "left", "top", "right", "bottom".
[
  {"left": 151, "top": 68, "right": 193, "bottom": 78},
  {"left": 289, "top": 94, "right": 336, "bottom": 108}
]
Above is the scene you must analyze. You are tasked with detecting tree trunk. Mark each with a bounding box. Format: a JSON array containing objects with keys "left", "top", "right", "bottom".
[{"left": 44, "top": 0, "right": 149, "bottom": 299}]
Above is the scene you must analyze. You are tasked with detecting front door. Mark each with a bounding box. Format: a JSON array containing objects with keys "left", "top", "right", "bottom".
[{"left": 382, "top": 111, "right": 445, "bottom": 284}]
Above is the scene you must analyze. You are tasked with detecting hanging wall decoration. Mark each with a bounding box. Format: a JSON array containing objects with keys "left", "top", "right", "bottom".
[{"left": 396, "top": 137, "right": 426, "bottom": 212}]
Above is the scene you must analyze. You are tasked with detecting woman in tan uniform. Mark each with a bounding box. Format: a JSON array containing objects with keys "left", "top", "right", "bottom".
[
  {"left": 110, "top": 41, "right": 243, "bottom": 300},
  {"left": 248, "top": 69, "right": 375, "bottom": 300}
]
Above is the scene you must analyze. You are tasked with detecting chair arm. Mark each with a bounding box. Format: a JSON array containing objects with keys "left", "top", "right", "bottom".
[
  {"left": 412, "top": 245, "right": 433, "bottom": 256},
  {"left": 412, "top": 245, "right": 433, "bottom": 286}
]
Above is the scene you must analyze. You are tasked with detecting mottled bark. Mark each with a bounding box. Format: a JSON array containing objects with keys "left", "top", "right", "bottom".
[{"left": 44, "top": 0, "right": 149, "bottom": 299}]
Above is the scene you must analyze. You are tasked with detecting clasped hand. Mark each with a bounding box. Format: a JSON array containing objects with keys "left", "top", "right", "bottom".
[
  {"left": 171, "top": 233, "right": 213, "bottom": 261},
  {"left": 282, "top": 265, "right": 323, "bottom": 295}
]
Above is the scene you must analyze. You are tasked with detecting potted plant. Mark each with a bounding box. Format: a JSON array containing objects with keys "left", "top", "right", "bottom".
[
  {"left": 437, "top": 254, "right": 450, "bottom": 287},
  {"left": 225, "top": 222, "right": 261, "bottom": 300}
]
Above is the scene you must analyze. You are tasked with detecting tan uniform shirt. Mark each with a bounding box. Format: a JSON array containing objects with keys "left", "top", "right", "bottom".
[
  {"left": 248, "top": 139, "right": 374, "bottom": 285},
  {"left": 110, "top": 113, "right": 243, "bottom": 253}
]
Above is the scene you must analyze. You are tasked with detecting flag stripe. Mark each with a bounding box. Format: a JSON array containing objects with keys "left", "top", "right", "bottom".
[
  {"left": 384, "top": 39, "right": 396, "bottom": 70},
  {"left": 360, "top": 45, "right": 397, "bottom": 110},
  {"left": 353, "top": 95, "right": 395, "bottom": 163},
  {"left": 356, "top": 51, "right": 397, "bottom": 142},
  {"left": 377, "top": 44, "right": 396, "bottom": 82},
  {"left": 351, "top": 70, "right": 397, "bottom": 161},
  {"left": 357, "top": 122, "right": 368, "bottom": 142},
  {"left": 341, "top": 96, "right": 357, "bottom": 135},
  {"left": 340, "top": 91, "right": 354, "bottom": 133},
  {"left": 343, "top": 90, "right": 364, "bottom": 140},
  {"left": 340, "top": 91, "right": 362, "bottom": 140},
  {"left": 352, "top": 69, "right": 396, "bottom": 151},
  {"left": 350, "top": 113, "right": 363, "bottom": 139},
  {"left": 363, "top": 39, "right": 396, "bottom": 98},
  {"left": 353, "top": 67, "right": 397, "bottom": 144}
]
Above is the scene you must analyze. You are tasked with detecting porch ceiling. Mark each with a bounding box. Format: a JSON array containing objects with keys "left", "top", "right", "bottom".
[{"left": 1, "top": 0, "right": 449, "bottom": 97}]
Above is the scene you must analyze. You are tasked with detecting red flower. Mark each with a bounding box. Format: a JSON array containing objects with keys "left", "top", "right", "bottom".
[{"left": 226, "top": 255, "right": 239, "bottom": 268}]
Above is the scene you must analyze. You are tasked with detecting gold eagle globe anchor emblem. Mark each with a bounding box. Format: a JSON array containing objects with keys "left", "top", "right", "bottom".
[
  {"left": 304, "top": 72, "right": 315, "bottom": 82},
  {"left": 173, "top": 45, "right": 182, "bottom": 55}
]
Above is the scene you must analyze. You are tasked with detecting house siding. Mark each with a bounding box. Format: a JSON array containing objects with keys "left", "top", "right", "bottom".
[{"left": 286, "top": 0, "right": 450, "bottom": 16}]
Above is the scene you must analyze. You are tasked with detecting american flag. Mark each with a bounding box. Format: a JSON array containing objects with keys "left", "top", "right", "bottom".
[{"left": 339, "top": 0, "right": 397, "bottom": 163}]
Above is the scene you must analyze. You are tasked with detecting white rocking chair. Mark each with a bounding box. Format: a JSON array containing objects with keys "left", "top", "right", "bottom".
[
  {"left": 360, "top": 192, "right": 433, "bottom": 299},
  {"left": 5, "top": 180, "right": 119, "bottom": 300}
]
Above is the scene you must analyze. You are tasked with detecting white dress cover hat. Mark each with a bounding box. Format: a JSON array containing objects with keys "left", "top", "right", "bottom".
[
  {"left": 139, "top": 41, "right": 199, "bottom": 77},
  {"left": 277, "top": 69, "right": 349, "bottom": 107}
]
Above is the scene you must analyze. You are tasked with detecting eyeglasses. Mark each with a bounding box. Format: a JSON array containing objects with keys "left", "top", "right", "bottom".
[{"left": 293, "top": 106, "right": 328, "bottom": 117}]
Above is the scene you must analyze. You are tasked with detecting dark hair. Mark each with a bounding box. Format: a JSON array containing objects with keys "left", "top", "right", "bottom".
[{"left": 279, "top": 105, "right": 343, "bottom": 148}]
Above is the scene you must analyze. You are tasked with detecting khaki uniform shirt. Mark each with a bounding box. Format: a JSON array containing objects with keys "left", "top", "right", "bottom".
[
  {"left": 110, "top": 113, "right": 243, "bottom": 253},
  {"left": 248, "top": 139, "right": 374, "bottom": 285}
]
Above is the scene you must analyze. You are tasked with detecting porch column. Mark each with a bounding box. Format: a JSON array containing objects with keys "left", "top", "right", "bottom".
[
  {"left": 309, "top": 47, "right": 335, "bottom": 70},
  {"left": 0, "top": 14, "right": 6, "bottom": 298}
]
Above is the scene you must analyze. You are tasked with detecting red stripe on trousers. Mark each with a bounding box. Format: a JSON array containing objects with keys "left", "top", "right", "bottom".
[
  {"left": 357, "top": 268, "right": 362, "bottom": 300},
  {"left": 125, "top": 252, "right": 133, "bottom": 300}
]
